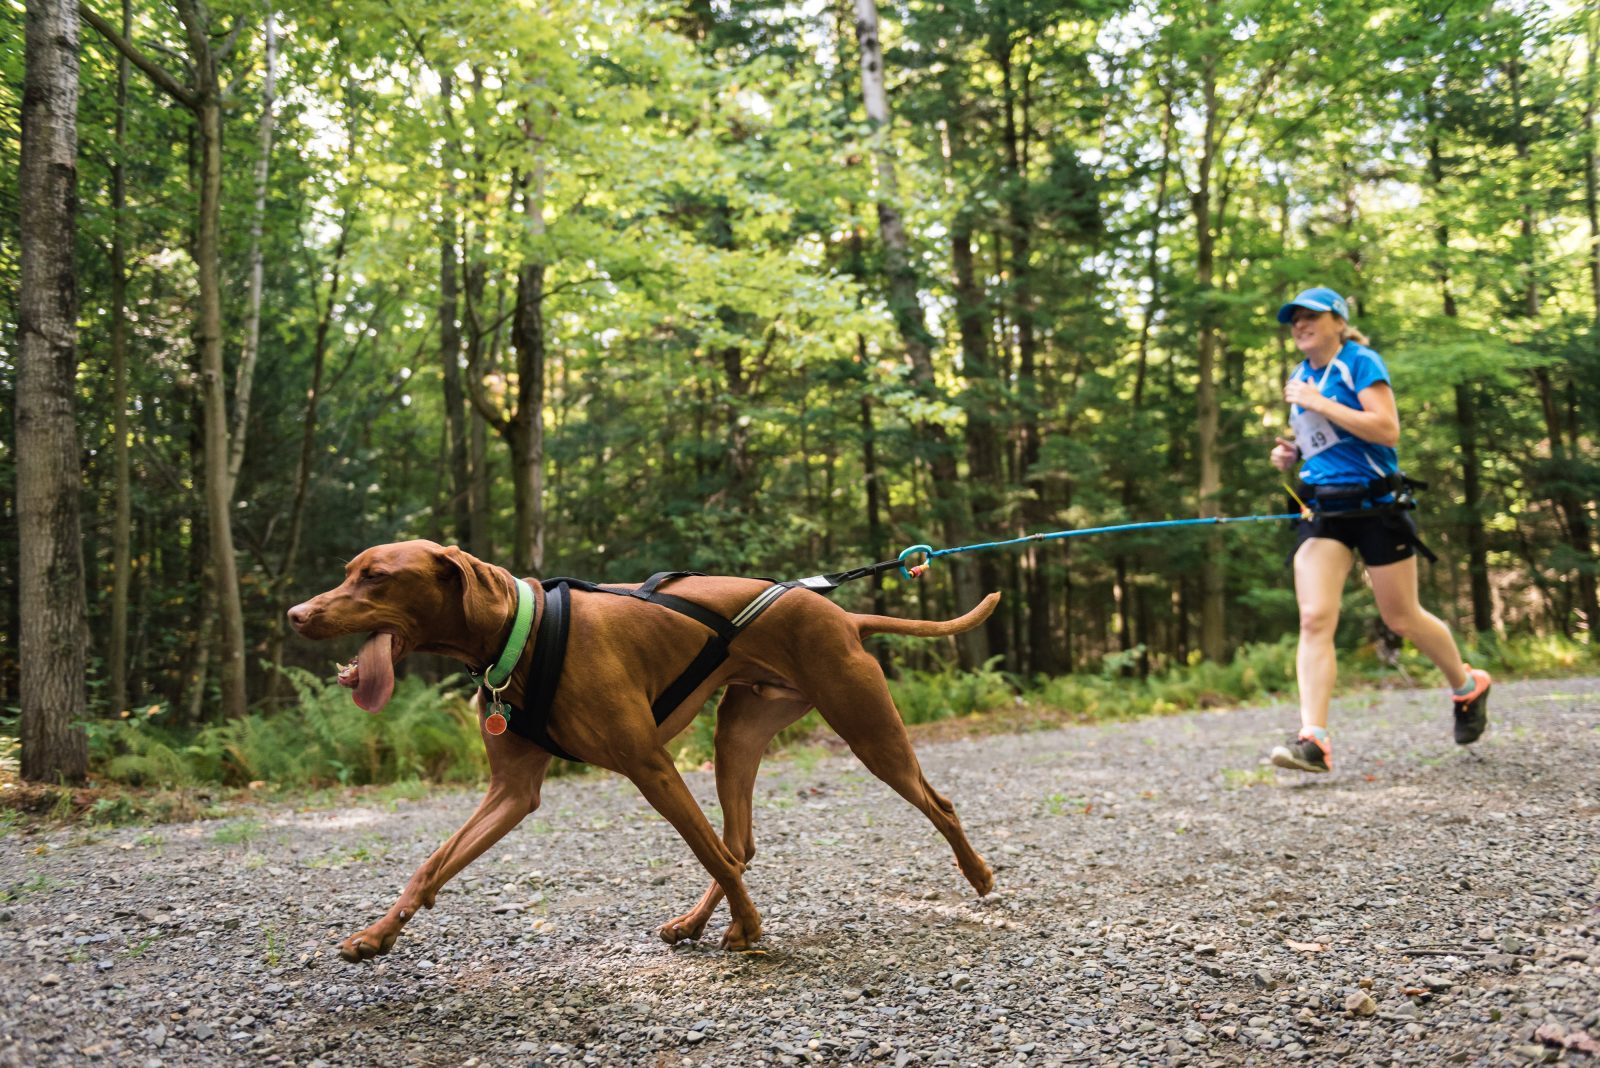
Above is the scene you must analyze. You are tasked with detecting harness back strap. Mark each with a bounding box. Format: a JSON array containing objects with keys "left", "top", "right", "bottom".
[
  {"left": 647, "top": 580, "right": 792, "bottom": 721},
  {"left": 786, "top": 558, "right": 904, "bottom": 594},
  {"left": 489, "top": 574, "right": 796, "bottom": 764}
]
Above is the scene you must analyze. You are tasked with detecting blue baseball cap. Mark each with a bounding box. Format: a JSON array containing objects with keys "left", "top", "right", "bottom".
[{"left": 1276, "top": 286, "right": 1350, "bottom": 324}]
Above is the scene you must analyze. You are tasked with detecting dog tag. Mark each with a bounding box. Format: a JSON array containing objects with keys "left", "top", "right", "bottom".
[{"left": 484, "top": 709, "right": 508, "bottom": 736}]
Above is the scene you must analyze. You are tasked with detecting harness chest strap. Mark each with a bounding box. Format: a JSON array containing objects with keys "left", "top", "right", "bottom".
[{"left": 478, "top": 572, "right": 797, "bottom": 764}]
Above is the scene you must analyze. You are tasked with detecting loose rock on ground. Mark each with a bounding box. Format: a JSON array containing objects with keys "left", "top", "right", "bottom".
[{"left": 2, "top": 676, "right": 1597, "bottom": 1066}]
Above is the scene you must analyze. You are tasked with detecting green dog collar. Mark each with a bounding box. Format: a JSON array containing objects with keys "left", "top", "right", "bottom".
[{"left": 478, "top": 577, "right": 534, "bottom": 691}]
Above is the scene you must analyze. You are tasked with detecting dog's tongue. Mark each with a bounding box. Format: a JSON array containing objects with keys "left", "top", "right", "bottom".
[{"left": 353, "top": 633, "right": 395, "bottom": 713}]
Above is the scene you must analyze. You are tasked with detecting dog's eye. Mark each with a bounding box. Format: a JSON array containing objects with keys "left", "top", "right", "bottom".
[{"left": 362, "top": 569, "right": 392, "bottom": 584}]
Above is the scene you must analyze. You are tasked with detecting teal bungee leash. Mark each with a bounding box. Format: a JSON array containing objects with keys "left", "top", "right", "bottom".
[{"left": 892, "top": 512, "right": 1302, "bottom": 580}]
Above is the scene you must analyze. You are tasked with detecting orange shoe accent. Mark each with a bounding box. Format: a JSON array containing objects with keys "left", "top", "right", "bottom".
[
  {"left": 1452, "top": 665, "right": 1492, "bottom": 704},
  {"left": 1298, "top": 729, "right": 1333, "bottom": 771}
]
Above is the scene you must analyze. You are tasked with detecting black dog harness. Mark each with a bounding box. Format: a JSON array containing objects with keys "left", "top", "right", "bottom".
[{"left": 477, "top": 572, "right": 798, "bottom": 763}]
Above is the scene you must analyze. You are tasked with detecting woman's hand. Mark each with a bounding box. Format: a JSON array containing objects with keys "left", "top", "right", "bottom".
[
  {"left": 1284, "top": 380, "right": 1325, "bottom": 412},
  {"left": 1271, "top": 436, "right": 1300, "bottom": 472}
]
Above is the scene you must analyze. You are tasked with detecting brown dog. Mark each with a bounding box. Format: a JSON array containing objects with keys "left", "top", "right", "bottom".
[{"left": 287, "top": 540, "right": 997, "bottom": 961}]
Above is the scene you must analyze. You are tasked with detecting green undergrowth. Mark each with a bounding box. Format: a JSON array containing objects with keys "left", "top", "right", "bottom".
[
  {"left": 1031, "top": 637, "right": 1302, "bottom": 722},
  {"left": 1000, "top": 630, "right": 1596, "bottom": 727},
  {"left": 84, "top": 668, "right": 489, "bottom": 791},
  {"left": 7, "top": 632, "right": 1593, "bottom": 826}
]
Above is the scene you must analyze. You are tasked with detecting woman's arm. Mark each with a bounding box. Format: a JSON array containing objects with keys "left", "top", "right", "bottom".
[{"left": 1283, "top": 379, "right": 1400, "bottom": 448}]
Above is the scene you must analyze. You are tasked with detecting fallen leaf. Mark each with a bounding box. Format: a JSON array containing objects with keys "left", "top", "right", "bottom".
[{"left": 1286, "top": 939, "right": 1327, "bottom": 953}]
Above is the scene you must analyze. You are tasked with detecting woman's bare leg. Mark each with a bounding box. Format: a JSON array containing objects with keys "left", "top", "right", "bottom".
[
  {"left": 1294, "top": 537, "right": 1357, "bottom": 732},
  {"left": 1368, "top": 555, "right": 1469, "bottom": 689}
]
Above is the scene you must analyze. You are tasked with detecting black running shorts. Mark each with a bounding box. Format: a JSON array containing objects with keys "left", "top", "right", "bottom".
[{"left": 1296, "top": 510, "right": 1419, "bottom": 567}]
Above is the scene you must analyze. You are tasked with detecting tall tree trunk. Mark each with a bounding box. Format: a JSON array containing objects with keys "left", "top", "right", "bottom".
[
  {"left": 1426, "top": 113, "right": 1493, "bottom": 632},
  {"left": 942, "top": 116, "right": 1001, "bottom": 661},
  {"left": 1453, "top": 381, "right": 1493, "bottom": 630},
  {"left": 509, "top": 260, "right": 547, "bottom": 577},
  {"left": 847, "top": 223, "right": 889, "bottom": 629},
  {"left": 195, "top": 88, "right": 248, "bottom": 717},
  {"left": 1531, "top": 366, "right": 1597, "bottom": 634},
  {"left": 504, "top": 153, "right": 549, "bottom": 576},
  {"left": 185, "top": 565, "right": 213, "bottom": 725},
  {"left": 85, "top": 0, "right": 251, "bottom": 717},
  {"left": 267, "top": 220, "right": 350, "bottom": 692},
  {"left": 997, "top": 34, "right": 1055, "bottom": 674},
  {"left": 18, "top": 0, "right": 89, "bottom": 782},
  {"left": 108, "top": 0, "right": 132, "bottom": 717},
  {"left": 465, "top": 67, "right": 495, "bottom": 559},
  {"left": 1193, "top": 27, "right": 1226, "bottom": 662},
  {"left": 952, "top": 218, "right": 1005, "bottom": 661},
  {"left": 1510, "top": 57, "right": 1599, "bottom": 635},
  {"left": 1587, "top": 8, "right": 1600, "bottom": 323},
  {"left": 852, "top": 0, "right": 933, "bottom": 376},
  {"left": 1133, "top": 68, "right": 1173, "bottom": 416},
  {"left": 439, "top": 213, "right": 470, "bottom": 546},
  {"left": 721, "top": 342, "right": 756, "bottom": 501},
  {"left": 1585, "top": 10, "right": 1600, "bottom": 545},
  {"left": 469, "top": 354, "right": 492, "bottom": 558},
  {"left": 858, "top": 383, "right": 888, "bottom": 617},
  {"left": 852, "top": 0, "right": 982, "bottom": 664},
  {"left": 1117, "top": 64, "right": 1174, "bottom": 673},
  {"left": 468, "top": 294, "right": 497, "bottom": 560},
  {"left": 227, "top": 9, "right": 274, "bottom": 498},
  {"left": 436, "top": 69, "right": 471, "bottom": 547}
]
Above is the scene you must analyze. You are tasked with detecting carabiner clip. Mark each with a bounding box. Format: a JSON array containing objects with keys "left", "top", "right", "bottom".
[{"left": 898, "top": 544, "right": 934, "bottom": 581}]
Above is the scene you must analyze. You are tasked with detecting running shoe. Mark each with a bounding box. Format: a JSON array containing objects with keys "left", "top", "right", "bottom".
[
  {"left": 1270, "top": 731, "right": 1332, "bottom": 774},
  {"left": 1452, "top": 666, "right": 1492, "bottom": 745}
]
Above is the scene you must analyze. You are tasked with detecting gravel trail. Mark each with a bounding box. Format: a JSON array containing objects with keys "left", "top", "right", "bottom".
[{"left": 2, "top": 677, "right": 1597, "bottom": 1067}]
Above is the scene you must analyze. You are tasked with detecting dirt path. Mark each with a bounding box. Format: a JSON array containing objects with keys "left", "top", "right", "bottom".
[{"left": 2, "top": 677, "right": 1597, "bottom": 1067}]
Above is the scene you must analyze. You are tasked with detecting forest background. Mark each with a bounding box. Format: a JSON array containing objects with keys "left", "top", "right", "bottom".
[{"left": 3, "top": 0, "right": 1598, "bottom": 787}]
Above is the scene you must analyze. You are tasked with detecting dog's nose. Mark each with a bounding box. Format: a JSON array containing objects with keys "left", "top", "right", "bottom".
[{"left": 287, "top": 603, "right": 312, "bottom": 631}]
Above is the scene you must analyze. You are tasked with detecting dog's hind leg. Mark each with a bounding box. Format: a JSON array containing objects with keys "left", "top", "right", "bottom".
[
  {"left": 807, "top": 651, "right": 994, "bottom": 896},
  {"left": 658, "top": 685, "right": 811, "bottom": 945},
  {"left": 623, "top": 739, "right": 768, "bottom": 949}
]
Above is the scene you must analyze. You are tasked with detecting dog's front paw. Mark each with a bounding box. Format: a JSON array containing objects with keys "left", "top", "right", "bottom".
[
  {"left": 338, "top": 926, "right": 398, "bottom": 963},
  {"left": 657, "top": 916, "right": 708, "bottom": 945}
]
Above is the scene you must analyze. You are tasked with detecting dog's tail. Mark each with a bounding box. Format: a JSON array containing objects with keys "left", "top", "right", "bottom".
[{"left": 852, "top": 592, "right": 1001, "bottom": 639}]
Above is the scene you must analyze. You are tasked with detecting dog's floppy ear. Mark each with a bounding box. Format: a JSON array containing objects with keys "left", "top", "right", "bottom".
[{"left": 436, "top": 545, "right": 490, "bottom": 623}]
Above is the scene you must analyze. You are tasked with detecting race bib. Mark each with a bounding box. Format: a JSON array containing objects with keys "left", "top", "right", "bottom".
[{"left": 1290, "top": 405, "right": 1339, "bottom": 459}]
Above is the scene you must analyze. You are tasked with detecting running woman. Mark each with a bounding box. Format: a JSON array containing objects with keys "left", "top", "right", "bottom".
[{"left": 1267, "top": 286, "right": 1491, "bottom": 773}]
